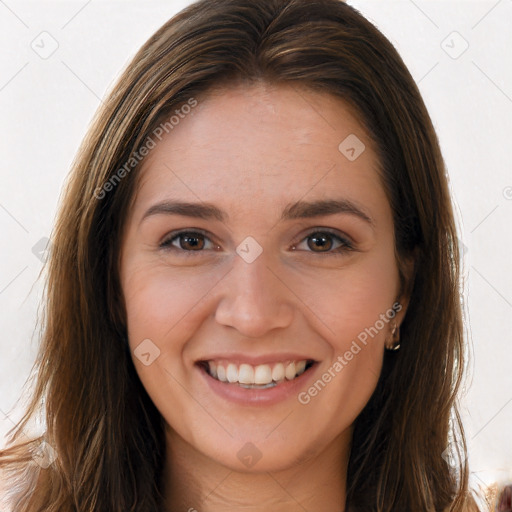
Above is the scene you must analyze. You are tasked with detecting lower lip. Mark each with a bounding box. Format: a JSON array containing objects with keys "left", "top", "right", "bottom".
[{"left": 196, "top": 363, "right": 318, "bottom": 406}]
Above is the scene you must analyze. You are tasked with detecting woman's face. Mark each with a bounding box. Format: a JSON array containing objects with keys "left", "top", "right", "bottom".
[{"left": 120, "top": 84, "right": 408, "bottom": 472}]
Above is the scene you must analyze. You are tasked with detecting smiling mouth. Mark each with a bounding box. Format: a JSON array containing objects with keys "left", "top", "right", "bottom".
[{"left": 197, "top": 359, "right": 317, "bottom": 389}]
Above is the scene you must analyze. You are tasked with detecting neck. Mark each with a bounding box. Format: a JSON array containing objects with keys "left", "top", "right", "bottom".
[{"left": 162, "top": 426, "right": 351, "bottom": 512}]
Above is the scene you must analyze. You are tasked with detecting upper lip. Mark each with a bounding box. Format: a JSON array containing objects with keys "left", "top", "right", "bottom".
[{"left": 195, "top": 353, "right": 317, "bottom": 366}]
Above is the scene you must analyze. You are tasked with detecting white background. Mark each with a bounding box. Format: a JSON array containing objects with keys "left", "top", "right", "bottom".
[{"left": 0, "top": 0, "right": 511, "bottom": 499}]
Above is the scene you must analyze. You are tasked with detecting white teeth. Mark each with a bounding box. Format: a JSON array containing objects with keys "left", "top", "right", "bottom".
[
  {"left": 206, "top": 359, "right": 310, "bottom": 386},
  {"left": 271, "top": 363, "right": 285, "bottom": 382},
  {"left": 238, "top": 364, "right": 254, "bottom": 384},
  {"left": 216, "top": 364, "right": 227, "bottom": 382},
  {"left": 226, "top": 363, "right": 238, "bottom": 383},
  {"left": 296, "top": 360, "right": 306, "bottom": 376},
  {"left": 285, "top": 362, "right": 296, "bottom": 380},
  {"left": 254, "top": 364, "right": 272, "bottom": 384}
]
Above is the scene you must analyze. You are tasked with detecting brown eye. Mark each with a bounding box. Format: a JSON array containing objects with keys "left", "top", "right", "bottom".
[
  {"left": 292, "top": 230, "right": 353, "bottom": 255},
  {"left": 177, "top": 233, "right": 205, "bottom": 251},
  {"left": 307, "top": 233, "right": 334, "bottom": 252},
  {"left": 160, "top": 230, "right": 216, "bottom": 252}
]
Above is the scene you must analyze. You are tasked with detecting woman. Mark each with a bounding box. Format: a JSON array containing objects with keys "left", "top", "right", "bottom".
[{"left": 0, "top": 0, "right": 482, "bottom": 510}]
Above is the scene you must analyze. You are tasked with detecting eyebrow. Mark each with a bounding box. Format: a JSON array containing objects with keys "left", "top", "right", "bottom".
[{"left": 140, "top": 199, "right": 374, "bottom": 226}]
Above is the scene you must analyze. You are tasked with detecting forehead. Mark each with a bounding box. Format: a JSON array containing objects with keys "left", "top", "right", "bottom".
[{"left": 130, "top": 83, "right": 387, "bottom": 223}]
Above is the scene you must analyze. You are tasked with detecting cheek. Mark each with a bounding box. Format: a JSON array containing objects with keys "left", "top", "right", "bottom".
[
  {"left": 122, "top": 262, "right": 217, "bottom": 420},
  {"left": 291, "top": 251, "right": 400, "bottom": 346},
  {"left": 290, "top": 250, "right": 399, "bottom": 413},
  {"left": 123, "top": 261, "right": 215, "bottom": 345}
]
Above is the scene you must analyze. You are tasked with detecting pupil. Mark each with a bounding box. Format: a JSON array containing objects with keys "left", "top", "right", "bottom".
[
  {"left": 309, "top": 233, "right": 332, "bottom": 251},
  {"left": 182, "top": 235, "right": 203, "bottom": 250}
]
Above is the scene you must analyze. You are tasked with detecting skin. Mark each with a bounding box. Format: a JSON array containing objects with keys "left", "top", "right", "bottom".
[{"left": 119, "top": 83, "right": 411, "bottom": 512}]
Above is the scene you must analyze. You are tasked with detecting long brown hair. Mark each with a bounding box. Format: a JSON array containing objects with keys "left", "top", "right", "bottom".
[{"left": 0, "top": 0, "right": 479, "bottom": 510}]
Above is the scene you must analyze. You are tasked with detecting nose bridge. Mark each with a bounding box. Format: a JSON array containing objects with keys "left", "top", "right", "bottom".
[{"left": 214, "top": 248, "right": 294, "bottom": 337}]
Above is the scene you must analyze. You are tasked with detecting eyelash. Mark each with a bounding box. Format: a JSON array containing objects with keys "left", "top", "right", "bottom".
[{"left": 159, "top": 228, "right": 355, "bottom": 256}]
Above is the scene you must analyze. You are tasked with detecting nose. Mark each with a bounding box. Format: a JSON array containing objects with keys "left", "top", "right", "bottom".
[{"left": 214, "top": 251, "right": 295, "bottom": 338}]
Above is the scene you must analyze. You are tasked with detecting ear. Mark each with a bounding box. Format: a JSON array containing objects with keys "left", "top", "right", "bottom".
[{"left": 394, "top": 248, "right": 418, "bottom": 326}]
